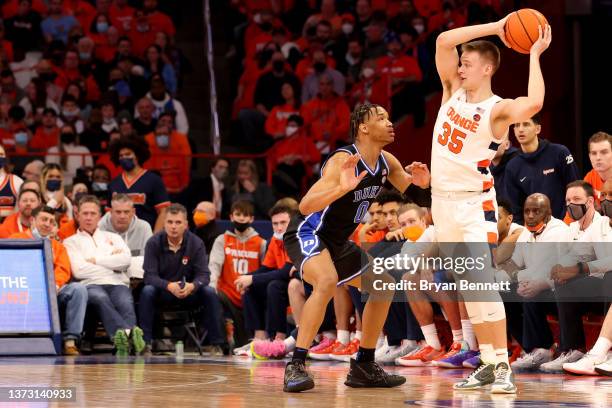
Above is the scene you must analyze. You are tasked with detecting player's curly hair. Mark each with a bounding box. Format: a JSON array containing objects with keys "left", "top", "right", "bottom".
[
  {"left": 110, "top": 135, "right": 151, "bottom": 166},
  {"left": 349, "top": 103, "right": 381, "bottom": 142}
]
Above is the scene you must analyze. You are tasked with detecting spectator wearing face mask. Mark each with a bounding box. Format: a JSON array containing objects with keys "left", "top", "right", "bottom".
[
  {"left": 58, "top": 94, "right": 85, "bottom": 134},
  {"left": 54, "top": 50, "right": 101, "bottom": 104},
  {"left": 108, "top": 136, "right": 170, "bottom": 231},
  {"left": 45, "top": 123, "right": 93, "bottom": 184},
  {"left": 347, "top": 59, "right": 391, "bottom": 112},
  {"left": 143, "top": 121, "right": 191, "bottom": 198},
  {"left": 192, "top": 200, "right": 221, "bottom": 254},
  {"left": 266, "top": 114, "right": 320, "bottom": 198},
  {"left": 301, "top": 49, "right": 345, "bottom": 103},
  {"left": 208, "top": 200, "right": 267, "bottom": 348},
  {"left": 264, "top": 81, "right": 300, "bottom": 140},
  {"left": 40, "top": 163, "right": 74, "bottom": 226}
]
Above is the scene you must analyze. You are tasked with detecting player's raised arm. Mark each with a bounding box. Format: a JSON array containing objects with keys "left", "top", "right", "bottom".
[
  {"left": 493, "top": 25, "right": 552, "bottom": 132},
  {"left": 298, "top": 153, "right": 367, "bottom": 215},
  {"left": 436, "top": 15, "right": 509, "bottom": 99}
]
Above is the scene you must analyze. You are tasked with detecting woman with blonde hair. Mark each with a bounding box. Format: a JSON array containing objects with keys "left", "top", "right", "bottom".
[{"left": 40, "top": 163, "right": 73, "bottom": 228}]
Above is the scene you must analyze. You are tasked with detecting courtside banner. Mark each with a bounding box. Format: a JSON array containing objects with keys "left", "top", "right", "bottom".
[
  {"left": 0, "top": 248, "right": 52, "bottom": 334},
  {"left": 356, "top": 241, "right": 612, "bottom": 303}
]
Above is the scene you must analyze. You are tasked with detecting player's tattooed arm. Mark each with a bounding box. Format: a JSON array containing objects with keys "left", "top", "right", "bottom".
[{"left": 298, "top": 153, "right": 366, "bottom": 215}]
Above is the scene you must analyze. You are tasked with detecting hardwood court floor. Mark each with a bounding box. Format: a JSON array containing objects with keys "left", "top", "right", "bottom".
[{"left": 0, "top": 355, "right": 610, "bottom": 407}]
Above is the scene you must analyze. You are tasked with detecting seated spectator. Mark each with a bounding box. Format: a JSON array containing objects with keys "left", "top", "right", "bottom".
[
  {"left": 4, "top": 0, "right": 43, "bottom": 62},
  {"left": 90, "top": 14, "right": 120, "bottom": 63},
  {"left": 91, "top": 163, "right": 112, "bottom": 205},
  {"left": 55, "top": 50, "right": 101, "bottom": 104},
  {"left": 228, "top": 159, "right": 275, "bottom": 220},
  {"left": 20, "top": 78, "right": 59, "bottom": 127},
  {"left": 108, "top": 136, "right": 170, "bottom": 231},
  {"left": 0, "top": 70, "right": 25, "bottom": 105},
  {"left": 239, "top": 51, "right": 300, "bottom": 150},
  {"left": 117, "top": 111, "right": 135, "bottom": 138},
  {"left": 584, "top": 132, "right": 611, "bottom": 205},
  {"left": 64, "top": 82, "right": 92, "bottom": 121},
  {"left": 145, "top": 75, "right": 188, "bottom": 135},
  {"left": 76, "top": 36, "right": 109, "bottom": 90},
  {"left": 237, "top": 203, "right": 294, "bottom": 352},
  {"left": 0, "top": 144, "right": 24, "bottom": 217},
  {"left": 127, "top": 9, "right": 157, "bottom": 58},
  {"left": 142, "top": 0, "right": 176, "bottom": 38},
  {"left": 10, "top": 205, "right": 88, "bottom": 355},
  {"left": 183, "top": 158, "right": 229, "bottom": 218},
  {"left": 498, "top": 194, "right": 570, "bottom": 371},
  {"left": 301, "top": 49, "right": 345, "bottom": 103},
  {"left": 347, "top": 59, "right": 391, "bottom": 111},
  {"left": 46, "top": 123, "right": 93, "bottom": 184},
  {"left": 41, "top": 0, "right": 79, "bottom": 44},
  {"left": 264, "top": 82, "right": 300, "bottom": 140},
  {"left": 0, "top": 188, "right": 39, "bottom": 237},
  {"left": 40, "top": 163, "right": 74, "bottom": 225},
  {"left": 79, "top": 107, "right": 108, "bottom": 152},
  {"left": 139, "top": 203, "right": 224, "bottom": 356},
  {"left": 376, "top": 32, "right": 424, "bottom": 124},
  {"left": 101, "top": 99, "right": 119, "bottom": 137},
  {"left": 99, "top": 193, "right": 152, "bottom": 280},
  {"left": 143, "top": 44, "right": 177, "bottom": 96},
  {"left": 29, "top": 108, "right": 60, "bottom": 151},
  {"left": 209, "top": 201, "right": 266, "bottom": 347},
  {"left": 301, "top": 74, "right": 351, "bottom": 155},
  {"left": 335, "top": 37, "right": 364, "bottom": 87},
  {"left": 155, "top": 31, "right": 189, "bottom": 88},
  {"left": 58, "top": 94, "right": 86, "bottom": 134},
  {"left": 21, "top": 159, "right": 44, "bottom": 182},
  {"left": 364, "top": 22, "right": 387, "bottom": 59},
  {"left": 144, "top": 115, "right": 191, "bottom": 198},
  {"left": 351, "top": 201, "right": 388, "bottom": 246},
  {"left": 70, "top": 182, "right": 88, "bottom": 203},
  {"left": 64, "top": 195, "right": 145, "bottom": 356},
  {"left": 133, "top": 97, "right": 157, "bottom": 137},
  {"left": 266, "top": 114, "right": 320, "bottom": 198},
  {"left": 192, "top": 201, "right": 221, "bottom": 254}
]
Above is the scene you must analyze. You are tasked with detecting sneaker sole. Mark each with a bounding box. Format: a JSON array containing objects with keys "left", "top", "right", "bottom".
[
  {"left": 395, "top": 359, "right": 431, "bottom": 367},
  {"left": 114, "top": 331, "right": 129, "bottom": 356},
  {"left": 283, "top": 379, "right": 315, "bottom": 393},
  {"left": 453, "top": 382, "right": 492, "bottom": 390},
  {"left": 594, "top": 366, "right": 612, "bottom": 376},
  {"left": 563, "top": 367, "right": 598, "bottom": 376},
  {"left": 491, "top": 385, "right": 517, "bottom": 394},
  {"left": 344, "top": 377, "right": 406, "bottom": 388},
  {"left": 309, "top": 353, "right": 332, "bottom": 361},
  {"left": 330, "top": 354, "right": 353, "bottom": 362},
  {"left": 433, "top": 361, "right": 463, "bottom": 368}
]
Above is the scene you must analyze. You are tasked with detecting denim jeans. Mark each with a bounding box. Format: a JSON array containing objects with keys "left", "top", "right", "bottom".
[
  {"left": 86, "top": 284, "right": 136, "bottom": 338},
  {"left": 57, "top": 282, "right": 88, "bottom": 341},
  {"left": 138, "top": 284, "right": 224, "bottom": 345}
]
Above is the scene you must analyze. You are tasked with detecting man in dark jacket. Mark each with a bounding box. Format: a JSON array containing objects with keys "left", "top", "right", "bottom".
[
  {"left": 138, "top": 203, "right": 224, "bottom": 355},
  {"left": 505, "top": 114, "right": 580, "bottom": 224}
]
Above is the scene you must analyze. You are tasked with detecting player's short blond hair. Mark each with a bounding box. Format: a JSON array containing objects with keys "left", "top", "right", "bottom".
[
  {"left": 588, "top": 131, "right": 611, "bottom": 152},
  {"left": 398, "top": 203, "right": 424, "bottom": 218},
  {"left": 461, "top": 40, "right": 501, "bottom": 74}
]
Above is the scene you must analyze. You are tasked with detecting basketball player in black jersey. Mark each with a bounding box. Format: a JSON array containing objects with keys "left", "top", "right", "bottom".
[{"left": 283, "top": 103, "right": 430, "bottom": 392}]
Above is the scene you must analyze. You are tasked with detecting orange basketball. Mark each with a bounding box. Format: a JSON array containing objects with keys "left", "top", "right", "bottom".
[{"left": 504, "top": 9, "right": 549, "bottom": 54}]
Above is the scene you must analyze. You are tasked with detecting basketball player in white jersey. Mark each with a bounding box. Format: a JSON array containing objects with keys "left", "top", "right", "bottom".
[{"left": 431, "top": 16, "right": 551, "bottom": 393}]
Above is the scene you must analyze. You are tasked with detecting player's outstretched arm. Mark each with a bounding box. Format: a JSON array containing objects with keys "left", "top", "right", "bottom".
[
  {"left": 298, "top": 153, "right": 367, "bottom": 215},
  {"left": 493, "top": 25, "right": 552, "bottom": 134},
  {"left": 436, "top": 15, "right": 510, "bottom": 98}
]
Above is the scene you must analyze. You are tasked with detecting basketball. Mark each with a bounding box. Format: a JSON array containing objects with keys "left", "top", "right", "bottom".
[{"left": 504, "top": 9, "right": 549, "bottom": 54}]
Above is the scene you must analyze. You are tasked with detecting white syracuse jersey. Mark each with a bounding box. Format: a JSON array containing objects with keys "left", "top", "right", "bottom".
[{"left": 431, "top": 88, "right": 506, "bottom": 192}]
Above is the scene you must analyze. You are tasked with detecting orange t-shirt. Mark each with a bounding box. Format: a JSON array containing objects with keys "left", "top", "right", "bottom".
[
  {"left": 376, "top": 55, "right": 423, "bottom": 82},
  {"left": 262, "top": 237, "right": 290, "bottom": 269},
  {"left": 30, "top": 126, "right": 60, "bottom": 151},
  {"left": 144, "top": 131, "right": 192, "bottom": 194},
  {"left": 585, "top": 169, "right": 604, "bottom": 205},
  {"left": 0, "top": 212, "right": 29, "bottom": 238},
  {"left": 10, "top": 230, "right": 71, "bottom": 288},
  {"left": 217, "top": 233, "right": 264, "bottom": 307},
  {"left": 300, "top": 96, "right": 350, "bottom": 146},
  {"left": 264, "top": 103, "right": 300, "bottom": 137},
  {"left": 110, "top": 3, "right": 136, "bottom": 34}
]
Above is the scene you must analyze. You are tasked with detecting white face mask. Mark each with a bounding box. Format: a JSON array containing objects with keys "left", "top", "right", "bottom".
[
  {"left": 341, "top": 23, "right": 353, "bottom": 35},
  {"left": 253, "top": 13, "right": 262, "bottom": 24},
  {"left": 273, "top": 232, "right": 284, "bottom": 240},
  {"left": 362, "top": 67, "right": 375, "bottom": 79},
  {"left": 285, "top": 125, "right": 298, "bottom": 137},
  {"left": 414, "top": 24, "right": 425, "bottom": 35}
]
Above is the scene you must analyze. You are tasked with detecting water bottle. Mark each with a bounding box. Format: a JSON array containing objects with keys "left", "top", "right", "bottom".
[{"left": 175, "top": 340, "right": 184, "bottom": 358}]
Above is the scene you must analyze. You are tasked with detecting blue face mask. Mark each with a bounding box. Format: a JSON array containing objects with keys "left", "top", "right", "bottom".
[
  {"left": 156, "top": 134, "right": 169, "bottom": 148},
  {"left": 14, "top": 132, "right": 28, "bottom": 145},
  {"left": 78, "top": 52, "right": 91, "bottom": 60},
  {"left": 92, "top": 182, "right": 108, "bottom": 192},
  {"left": 119, "top": 157, "right": 136, "bottom": 171},
  {"left": 96, "top": 22, "right": 109, "bottom": 33},
  {"left": 46, "top": 179, "right": 62, "bottom": 192}
]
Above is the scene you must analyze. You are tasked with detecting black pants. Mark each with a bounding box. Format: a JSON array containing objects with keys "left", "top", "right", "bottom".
[
  {"left": 242, "top": 279, "right": 289, "bottom": 335},
  {"left": 502, "top": 284, "right": 556, "bottom": 352},
  {"left": 554, "top": 274, "right": 611, "bottom": 352},
  {"left": 217, "top": 290, "right": 250, "bottom": 347}
]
